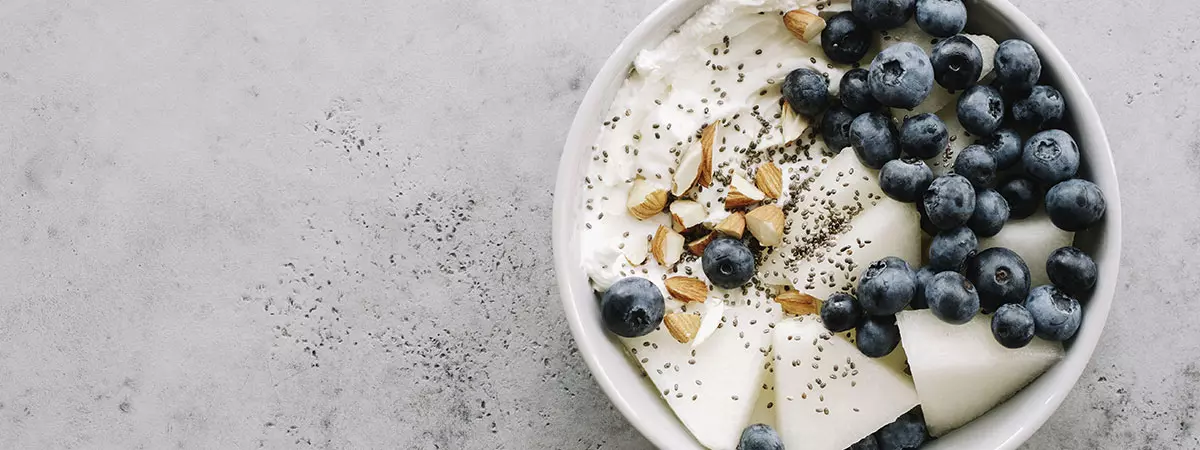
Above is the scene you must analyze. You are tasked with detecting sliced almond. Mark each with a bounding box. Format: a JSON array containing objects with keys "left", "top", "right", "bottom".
[
  {"left": 725, "top": 173, "right": 766, "bottom": 209},
  {"left": 783, "top": 9, "right": 826, "bottom": 43},
  {"left": 686, "top": 231, "right": 717, "bottom": 256},
  {"left": 699, "top": 123, "right": 716, "bottom": 187},
  {"left": 755, "top": 162, "right": 784, "bottom": 200},
  {"left": 626, "top": 178, "right": 668, "bottom": 220},
  {"left": 664, "top": 312, "right": 703, "bottom": 344},
  {"left": 745, "top": 204, "right": 785, "bottom": 246},
  {"left": 776, "top": 290, "right": 820, "bottom": 315},
  {"left": 665, "top": 276, "right": 708, "bottom": 303},
  {"left": 780, "top": 102, "right": 812, "bottom": 145},
  {"left": 714, "top": 212, "right": 746, "bottom": 238},
  {"left": 669, "top": 200, "right": 707, "bottom": 232},
  {"left": 622, "top": 231, "right": 650, "bottom": 265},
  {"left": 650, "top": 226, "right": 685, "bottom": 267},
  {"left": 672, "top": 141, "right": 703, "bottom": 196}
]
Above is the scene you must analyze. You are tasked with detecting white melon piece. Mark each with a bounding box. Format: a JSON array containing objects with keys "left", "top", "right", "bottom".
[
  {"left": 966, "top": 34, "right": 999, "bottom": 82},
  {"left": 929, "top": 104, "right": 974, "bottom": 176},
  {"left": 624, "top": 294, "right": 781, "bottom": 449},
  {"left": 773, "top": 318, "right": 919, "bottom": 450},
  {"left": 896, "top": 310, "right": 1064, "bottom": 436},
  {"left": 979, "top": 211, "right": 1076, "bottom": 287}
]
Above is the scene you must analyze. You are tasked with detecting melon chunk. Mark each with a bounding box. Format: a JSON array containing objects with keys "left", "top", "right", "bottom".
[{"left": 979, "top": 211, "right": 1075, "bottom": 287}]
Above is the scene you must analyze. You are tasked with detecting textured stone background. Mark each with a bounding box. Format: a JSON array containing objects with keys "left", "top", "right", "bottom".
[{"left": 0, "top": 0, "right": 1193, "bottom": 448}]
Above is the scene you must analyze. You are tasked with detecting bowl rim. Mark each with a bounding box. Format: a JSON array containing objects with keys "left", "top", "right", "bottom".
[{"left": 552, "top": 0, "right": 1123, "bottom": 448}]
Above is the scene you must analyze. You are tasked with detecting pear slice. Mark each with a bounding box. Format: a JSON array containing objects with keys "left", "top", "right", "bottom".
[{"left": 979, "top": 211, "right": 1075, "bottom": 287}]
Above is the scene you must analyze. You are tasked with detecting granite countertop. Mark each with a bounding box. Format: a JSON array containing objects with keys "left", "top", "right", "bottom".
[{"left": 0, "top": 0, "right": 1192, "bottom": 448}]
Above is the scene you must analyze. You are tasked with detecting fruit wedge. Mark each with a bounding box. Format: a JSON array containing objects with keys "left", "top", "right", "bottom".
[
  {"left": 881, "top": 21, "right": 999, "bottom": 118},
  {"left": 979, "top": 211, "right": 1075, "bottom": 286},
  {"left": 929, "top": 103, "right": 974, "bottom": 176},
  {"left": 773, "top": 317, "right": 919, "bottom": 450},
  {"left": 896, "top": 310, "right": 1064, "bottom": 436}
]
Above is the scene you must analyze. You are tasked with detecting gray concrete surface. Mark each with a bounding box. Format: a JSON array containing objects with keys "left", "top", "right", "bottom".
[{"left": 0, "top": 0, "right": 1192, "bottom": 448}]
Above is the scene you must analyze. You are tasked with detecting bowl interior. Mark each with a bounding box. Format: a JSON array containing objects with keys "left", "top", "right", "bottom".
[{"left": 552, "top": 1, "right": 1122, "bottom": 448}]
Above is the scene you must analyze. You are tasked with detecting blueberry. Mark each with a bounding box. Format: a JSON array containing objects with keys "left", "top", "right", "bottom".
[
  {"left": 953, "top": 144, "right": 997, "bottom": 188},
  {"left": 600, "top": 277, "right": 666, "bottom": 338},
  {"left": 868, "top": 42, "right": 935, "bottom": 109},
  {"left": 915, "top": 0, "right": 966, "bottom": 37},
  {"left": 822, "top": 105, "right": 858, "bottom": 152},
  {"left": 965, "top": 247, "right": 1031, "bottom": 312},
  {"left": 1046, "top": 246, "right": 1098, "bottom": 296},
  {"left": 957, "top": 85, "right": 1005, "bottom": 136},
  {"left": 969, "top": 189, "right": 1010, "bottom": 237},
  {"left": 998, "top": 176, "right": 1041, "bottom": 219},
  {"left": 911, "top": 266, "right": 937, "bottom": 310},
  {"left": 737, "top": 423, "right": 784, "bottom": 450},
  {"left": 857, "top": 256, "right": 918, "bottom": 315},
  {"left": 922, "top": 174, "right": 976, "bottom": 230},
  {"left": 1024, "top": 285, "right": 1082, "bottom": 341},
  {"left": 991, "top": 303, "right": 1036, "bottom": 348},
  {"left": 821, "top": 292, "right": 864, "bottom": 332},
  {"left": 899, "top": 113, "right": 948, "bottom": 159},
  {"left": 1045, "top": 179, "right": 1106, "bottom": 231},
  {"left": 857, "top": 314, "right": 902, "bottom": 358},
  {"left": 840, "top": 68, "right": 882, "bottom": 113},
  {"left": 1012, "top": 85, "right": 1065, "bottom": 129},
  {"left": 876, "top": 408, "right": 928, "bottom": 450},
  {"left": 994, "top": 39, "right": 1042, "bottom": 95},
  {"left": 916, "top": 200, "right": 938, "bottom": 236},
  {"left": 925, "top": 271, "right": 980, "bottom": 324},
  {"left": 880, "top": 158, "right": 934, "bottom": 202},
  {"left": 1023, "top": 130, "right": 1080, "bottom": 184},
  {"left": 782, "top": 68, "right": 830, "bottom": 116},
  {"left": 849, "top": 435, "right": 881, "bottom": 450},
  {"left": 930, "top": 34, "right": 982, "bottom": 91},
  {"left": 850, "top": 111, "right": 901, "bottom": 169},
  {"left": 852, "top": 0, "right": 916, "bottom": 30},
  {"left": 929, "top": 226, "right": 977, "bottom": 271},
  {"left": 702, "top": 238, "right": 756, "bottom": 289},
  {"left": 822, "top": 12, "right": 873, "bottom": 64},
  {"left": 977, "top": 128, "right": 1022, "bottom": 169}
]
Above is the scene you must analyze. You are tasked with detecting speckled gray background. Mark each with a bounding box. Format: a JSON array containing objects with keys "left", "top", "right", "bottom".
[{"left": 0, "top": 0, "right": 1192, "bottom": 448}]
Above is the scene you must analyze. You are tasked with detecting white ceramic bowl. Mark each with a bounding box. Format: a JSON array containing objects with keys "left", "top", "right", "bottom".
[{"left": 553, "top": 1, "right": 1122, "bottom": 448}]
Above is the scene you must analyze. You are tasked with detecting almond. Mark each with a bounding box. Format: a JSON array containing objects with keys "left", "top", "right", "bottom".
[
  {"left": 745, "top": 204, "right": 785, "bottom": 246},
  {"left": 699, "top": 123, "right": 716, "bottom": 187},
  {"left": 664, "top": 312, "right": 703, "bottom": 343},
  {"left": 776, "top": 290, "right": 820, "bottom": 315},
  {"left": 755, "top": 162, "right": 783, "bottom": 200},
  {"left": 665, "top": 276, "right": 708, "bottom": 303},
  {"left": 686, "top": 231, "right": 717, "bottom": 255},
  {"left": 650, "top": 226, "right": 685, "bottom": 267},
  {"left": 669, "top": 200, "right": 707, "bottom": 232},
  {"left": 672, "top": 141, "right": 703, "bottom": 196},
  {"left": 780, "top": 102, "right": 811, "bottom": 145},
  {"left": 714, "top": 212, "right": 746, "bottom": 238},
  {"left": 626, "top": 177, "right": 668, "bottom": 220},
  {"left": 725, "top": 173, "right": 766, "bottom": 209},
  {"left": 783, "top": 9, "right": 826, "bottom": 43}
]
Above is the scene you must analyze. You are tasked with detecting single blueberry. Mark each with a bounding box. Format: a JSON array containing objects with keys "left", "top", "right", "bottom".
[
  {"left": 969, "top": 189, "right": 1010, "bottom": 237},
  {"left": 822, "top": 105, "right": 858, "bottom": 152},
  {"left": 929, "top": 226, "right": 978, "bottom": 271},
  {"left": 930, "top": 34, "right": 982, "bottom": 90},
  {"left": 600, "top": 277, "right": 665, "bottom": 338},
  {"left": 1012, "top": 85, "right": 1065, "bottom": 129},
  {"left": 922, "top": 174, "right": 976, "bottom": 230},
  {"left": 850, "top": 111, "right": 901, "bottom": 169},
  {"left": 1024, "top": 285, "right": 1082, "bottom": 341},
  {"left": 957, "top": 85, "right": 1005, "bottom": 136},
  {"left": 857, "top": 314, "right": 902, "bottom": 358},
  {"left": 852, "top": 0, "right": 916, "bottom": 30},
  {"left": 868, "top": 42, "right": 935, "bottom": 109},
  {"left": 876, "top": 408, "right": 928, "bottom": 450},
  {"left": 915, "top": 0, "right": 967, "bottom": 37},
  {"left": 925, "top": 271, "right": 981, "bottom": 325},
  {"left": 1046, "top": 246, "right": 1098, "bottom": 297},
  {"left": 899, "top": 112, "right": 948, "bottom": 160},
  {"left": 880, "top": 158, "right": 935, "bottom": 202},
  {"left": 822, "top": 12, "right": 873, "bottom": 64},
  {"left": 977, "top": 128, "right": 1022, "bottom": 169},
  {"left": 998, "top": 175, "right": 1041, "bottom": 220},
  {"left": 857, "top": 256, "right": 918, "bottom": 315},
  {"left": 849, "top": 434, "right": 881, "bottom": 450},
  {"left": 1045, "top": 179, "right": 1106, "bottom": 231},
  {"left": 1023, "top": 129, "right": 1080, "bottom": 184},
  {"left": 737, "top": 423, "right": 784, "bottom": 450},
  {"left": 966, "top": 247, "right": 1031, "bottom": 312},
  {"left": 991, "top": 303, "right": 1036, "bottom": 348},
  {"left": 953, "top": 144, "right": 997, "bottom": 188},
  {"left": 841, "top": 68, "right": 882, "bottom": 113},
  {"left": 994, "top": 39, "right": 1042, "bottom": 95},
  {"left": 821, "top": 292, "right": 865, "bottom": 332},
  {"left": 782, "top": 68, "right": 830, "bottom": 116},
  {"left": 702, "top": 238, "right": 756, "bottom": 289},
  {"left": 916, "top": 200, "right": 938, "bottom": 236},
  {"left": 911, "top": 266, "right": 937, "bottom": 310}
]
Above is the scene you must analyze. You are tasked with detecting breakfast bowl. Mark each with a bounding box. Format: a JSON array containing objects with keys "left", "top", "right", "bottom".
[{"left": 552, "top": 0, "right": 1122, "bottom": 448}]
